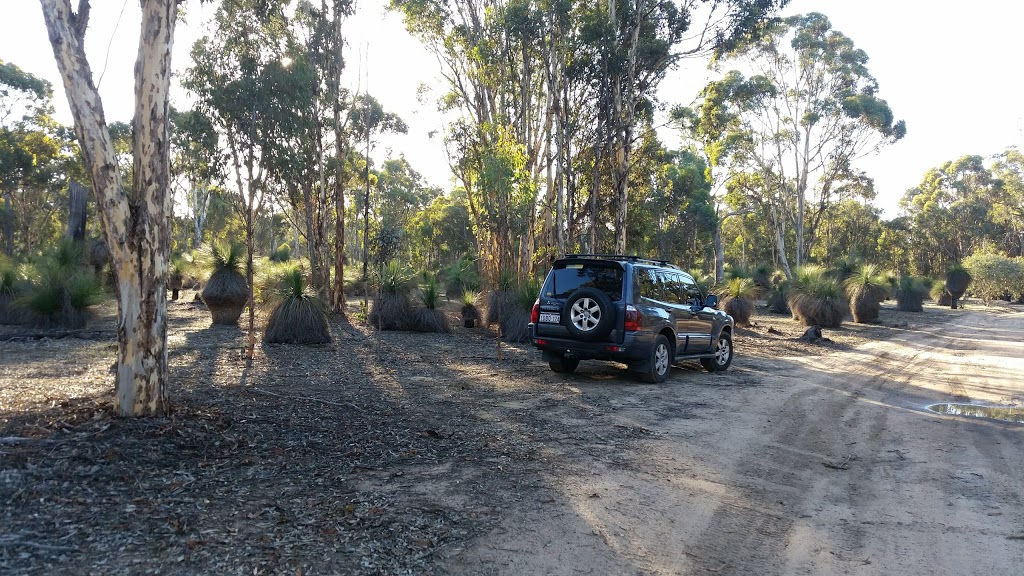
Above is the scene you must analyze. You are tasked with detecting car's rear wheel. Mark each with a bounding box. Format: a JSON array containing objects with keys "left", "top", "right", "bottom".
[
  {"left": 549, "top": 356, "right": 580, "bottom": 374},
  {"left": 701, "top": 332, "right": 733, "bottom": 372},
  {"left": 563, "top": 288, "right": 616, "bottom": 341},
  {"left": 642, "top": 334, "right": 671, "bottom": 383}
]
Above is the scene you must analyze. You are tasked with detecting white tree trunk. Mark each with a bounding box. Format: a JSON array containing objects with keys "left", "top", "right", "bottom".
[{"left": 41, "top": 0, "right": 176, "bottom": 417}]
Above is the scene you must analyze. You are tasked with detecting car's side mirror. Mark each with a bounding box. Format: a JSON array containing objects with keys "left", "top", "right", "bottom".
[{"left": 704, "top": 294, "right": 719, "bottom": 309}]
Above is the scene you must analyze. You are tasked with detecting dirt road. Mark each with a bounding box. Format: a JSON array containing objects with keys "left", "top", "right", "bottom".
[{"left": 448, "top": 308, "right": 1024, "bottom": 575}]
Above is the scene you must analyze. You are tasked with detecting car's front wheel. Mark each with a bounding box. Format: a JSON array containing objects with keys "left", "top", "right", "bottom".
[
  {"left": 549, "top": 356, "right": 580, "bottom": 374},
  {"left": 701, "top": 332, "right": 733, "bottom": 372},
  {"left": 642, "top": 334, "right": 672, "bottom": 383}
]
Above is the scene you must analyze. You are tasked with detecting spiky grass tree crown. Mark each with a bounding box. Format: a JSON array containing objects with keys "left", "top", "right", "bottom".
[
  {"left": 0, "top": 254, "right": 17, "bottom": 298},
  {"left": 789, "top": 265, "right": 846, "bottom": 327},
  {"left": 459, "top": 289, "right": 479, "bottom": 308},
  {"left": 515, "top": 277, "right": 541, "bottom": 311},
  {"left": 718, "top": 277, "right": 760, "bottom": 300},
  {"left": 945, "top": 265, "right": 972, "bottom": 295},
  {"left": 420, "top": 277, "right": 441, "bottom": 310},
  {"left": 842, "top": 264, "right": 889, "bottom": 301},
  {"left": 263, "top": 267, "right": 331, "bottom": 345},
  {"left": 200, "top": 242, "right": 245, "bottom": 278},
  {"left": 718, "top": 277, "right": 759, "bottom": 326},
  {"left": 379, "top": 261, "right": 415, "bottom": 295}
]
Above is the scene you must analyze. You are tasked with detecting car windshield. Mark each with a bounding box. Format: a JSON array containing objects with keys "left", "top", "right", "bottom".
[{"left": 547, "top": 263, "right": 623, "bottom": 301}]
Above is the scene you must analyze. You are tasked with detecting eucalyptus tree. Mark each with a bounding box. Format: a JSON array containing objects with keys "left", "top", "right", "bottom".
[
  {"left": 900, "top": 155, "right": 1002, "bottom": 275},
  {"left": 991, "top": 147, "right": 1024, "bottom": 256},
  {"left": 597, "top": 0, "right": 788, "bottom": 254},
  {"left": 0, "top": 60, "right": 62, "bottom": 256},
  {"left": 170, "top": 108, "right": 221, "bottom": 249},
  {"left": 185, "top": 0, "right": 311, "bottom": 355},
  {"left": 710, "top": 13, "right": 905, "bottom": 277},
  {"left": 39, "top": 0, "right": 177, "bottom": 416}
]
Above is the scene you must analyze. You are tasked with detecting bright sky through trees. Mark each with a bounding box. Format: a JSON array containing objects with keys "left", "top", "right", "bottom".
[{"left": 3, "top": 0, "right": 1021, "bottom": 217}]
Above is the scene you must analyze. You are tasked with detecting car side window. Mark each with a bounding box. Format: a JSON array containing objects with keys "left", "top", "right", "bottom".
[
  {"left": 638, "top": 268, "right": 667, "bottom": 301},
  {"left": 681, "top": 276, "right": 702, "bottom": 306},
  {"left": 659, "top": 271, "right": 683, "bottom": 304}
]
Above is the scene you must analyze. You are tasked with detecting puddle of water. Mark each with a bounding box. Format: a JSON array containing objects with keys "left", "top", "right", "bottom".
[{"left": 926, "top": 403, "right": 1024, "bottom": 424}]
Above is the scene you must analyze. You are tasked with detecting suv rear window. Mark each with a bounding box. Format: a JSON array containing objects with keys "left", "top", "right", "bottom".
[{"left": 547, "top": 263, "right": 623, "bottom": 301}]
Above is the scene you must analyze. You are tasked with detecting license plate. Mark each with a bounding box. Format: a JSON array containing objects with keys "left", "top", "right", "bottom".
[{"left": 539, "top": 312, "right": 560, "bottom": 324}]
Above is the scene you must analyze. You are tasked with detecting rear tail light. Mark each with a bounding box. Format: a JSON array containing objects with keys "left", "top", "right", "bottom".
[
  {"left": 624, "top": 304, "right": 642, "bottom": 331},
  {"left": 530, "top": 299, "right": 540, "bottom": 324}
]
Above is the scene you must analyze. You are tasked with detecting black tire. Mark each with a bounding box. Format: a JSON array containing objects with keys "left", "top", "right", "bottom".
[
  {"left": 701, "top": 332, "right": 734, "bottom": 372},
  {"left": 642, "top": 334, "right": 672, "bottom": 383},
  {"left": 563, "top": 288, "right": 616, "bottom": 341},
  {"left": 549, "top": 357, "right": 580, "bottom": 374}
]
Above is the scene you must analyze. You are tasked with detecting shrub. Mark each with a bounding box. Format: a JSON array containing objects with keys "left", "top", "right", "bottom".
[
  {"left": 269, "top": 242, "right": 292, "bottom": 263},
  {"left": 199, "top": 242, "right": 249, "bottom": 325},
  {"left": 945, "top": 265, "right": 971, "bottom": 309},
  {"left": 717, "top": 277, "right": 759, "bottom": 326},
  {"left": 789, "top": 265, "right": 846, "bottom": 328},
  {"left": 263, "top": 268, "right": 331, "bottom": 344},
  {"left": 963, "top": 251, "right": 1024, "bottom": 303},
  {"left": 843, "top": 264, "right": 889, "bottom": 323},
  {"left": 894, "top": 276, "right": 930, "bottom": 312}
]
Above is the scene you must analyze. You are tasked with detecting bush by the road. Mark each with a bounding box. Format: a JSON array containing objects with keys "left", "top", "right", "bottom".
[{"left": 963, "top": 251, "right": 1024, "bottom": 303}]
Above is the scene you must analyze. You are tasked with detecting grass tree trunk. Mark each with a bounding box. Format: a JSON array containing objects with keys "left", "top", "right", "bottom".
[{"left": 41, "top": 0, "right": 175, "bottom": 417}]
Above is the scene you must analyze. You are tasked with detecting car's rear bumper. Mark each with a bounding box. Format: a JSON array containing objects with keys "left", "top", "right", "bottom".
[{"left": 529, "top": 324, "right": 651, "bottom": 362}]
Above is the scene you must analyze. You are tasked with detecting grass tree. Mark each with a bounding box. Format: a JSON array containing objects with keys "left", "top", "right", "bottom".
[
  {"left": 945, "top": 265, "right": 972, "bottom": 309},
  {"left": 368, "top": 261, "right": 415, "bottom": 331},
  {"left": 499, "top": 278, "right": 540, "bottom": 344},
  {"left": 443, "top": 254, "right": 480, "bottom": 300},
  {"left": 931, "top": 281, "right": 952, "bottom": 306},
  {"left": 460, "top": 290, "right": 482, "bottom": 328},
  {"left": 200, "top": 243, "right": 248, "bottom": 325},
  {"left": 168, "top": 256, "right": 188, "bottom": 301},
  {"left": 843, "top": 264, "right": 889, "bottom": 323},
  {"left": 16, "top": 239, "right": 104, "bottom": 329},
  {"left": 414, "top": 276, "right": 451, "bottom": 334},
  {"left": 263, "top": 268, "right": 331, "bottom": 344},
  {"left": 789, "top": 266, "right": 846, "bottom": 328},
  {"left": 0, "top": 254, "right": 20, "bottom": 324},
  {"left": 717, "top": 277, "right": 759, "bottom": 326},
  {"left": 486, "top": 269, "right": 516, "bottom": 328},
  {"left": 895, "top": 276, "right": 931, "bottom": 312}
]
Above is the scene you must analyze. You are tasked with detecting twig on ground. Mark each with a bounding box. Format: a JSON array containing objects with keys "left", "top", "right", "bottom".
[{"left": 249, "top": 387, "right": 359, "bottom": 410}]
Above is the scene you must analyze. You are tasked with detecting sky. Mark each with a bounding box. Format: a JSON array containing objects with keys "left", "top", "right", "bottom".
[{"left": 2, "top": 0, "right": 1023, "bottom": 218}]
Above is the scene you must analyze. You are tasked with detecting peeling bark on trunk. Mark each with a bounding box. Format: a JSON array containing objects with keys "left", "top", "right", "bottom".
[{"left": 40, "top": 0, "right": 176, "bottom": 417}]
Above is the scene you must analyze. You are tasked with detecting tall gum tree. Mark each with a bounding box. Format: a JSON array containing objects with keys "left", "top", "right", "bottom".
[
  {"left": 39, "top": 0, "right": 177, "bottom": 416},
  {"left": 713, "top": 12, "right": 905, "bottom": 276}
]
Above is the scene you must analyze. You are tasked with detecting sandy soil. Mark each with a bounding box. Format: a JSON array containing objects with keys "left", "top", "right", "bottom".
[
  {"left": 1, "top": 296, "right": 1022, "bottom": 575},
  {"left": 447, "top": 305, "right": 1024, "bottom": 575}
]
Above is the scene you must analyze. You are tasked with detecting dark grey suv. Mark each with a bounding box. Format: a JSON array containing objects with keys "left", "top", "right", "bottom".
[{"left": 528, "top": 254, "right": 735, "bottom": 382}]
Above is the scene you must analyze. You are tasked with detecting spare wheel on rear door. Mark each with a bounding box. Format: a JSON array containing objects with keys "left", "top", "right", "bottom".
[{"left": 563, "top": 287, "right": 616, "bottom": 341}]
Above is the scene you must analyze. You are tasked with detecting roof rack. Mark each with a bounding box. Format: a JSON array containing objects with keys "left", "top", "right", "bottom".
[{"left": 563, "top": 254, "right": 681, "bottom": 269}]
